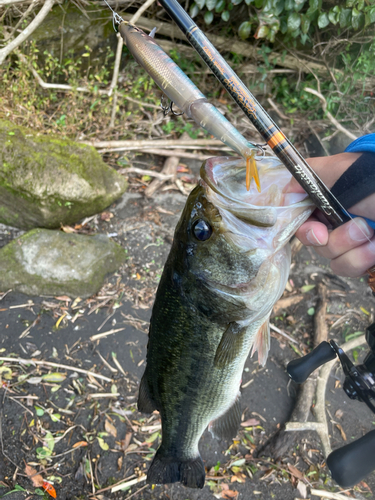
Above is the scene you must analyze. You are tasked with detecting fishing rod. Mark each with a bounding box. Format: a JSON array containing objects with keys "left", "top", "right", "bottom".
[{"left": 156, "top": 0, "right": 350, "bottom": 229}]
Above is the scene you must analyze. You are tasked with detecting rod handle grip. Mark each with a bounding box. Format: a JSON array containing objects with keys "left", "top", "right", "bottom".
[
  {"left": 327, "top": 430, "right": 375, "bottom": 487},
  {"left": 287, "top": 341, "right": 336, "bottom": 384}
]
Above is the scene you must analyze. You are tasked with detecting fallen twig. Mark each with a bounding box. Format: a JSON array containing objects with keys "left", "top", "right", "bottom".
[
  {"left": 122, "top": 484, "right": 148, "bottom": 500},
  {"left": 310, "top": 489, "right": 355, "bottom": 500},
  {"left": 112, "top": 353, "right": 127, "bottom": 376},
  {"left": 119, "top": 167, "right": 174, "bottom": 181},
  {"left": 272, "top": 294, "right": 304, "bottom": 316},
  {"left": 97, "top": 351, "right": 118, "bottom": 373},
  {"left": 7, "top": 396, "right": 33, "bottom": 416},
  {"left": 84, "top": 138, "right": 230, "bottom": 149},
  {"left": 270, "top": 323, "right": 298, "bottom": 344},
  {"left": 0, "top": 289, "right": 12, "bottom": 301},
  {"left": 145, "top": 155, "right": 180, "bottom": 197},
  {"left": 90, "top": 327, "right": 126, "bottom": 342},
  {"left": 127, "top": 148, "right": 210, "bottom": 161},
  {"left": 111, "top": 474, "right": 147, "bottom": 493},
  {"left": 0, "top": 357, "right": 112, "bottom": 382},
  {"left": 267, "top": 98, "right": 289, "bottom": 121},
  {"left": 88, "top": 393, "right": 120, "bottom": 399}
]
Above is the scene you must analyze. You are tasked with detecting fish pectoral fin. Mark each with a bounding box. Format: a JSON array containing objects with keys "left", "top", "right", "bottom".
[
  {"left": 250, "top": 316, "right": 270, "bottom": 367},
  {"left": 138, "top": 375, "right": 157, "bottom": 413},
  {"left": 209, "top": 394, "right": 241, "bottom": 441},
  {"left": 147, "top": 449, "right": 205, "bottom": 488},
  {"left": 214, "top": 322, "right": 245, "bottom": 368}
]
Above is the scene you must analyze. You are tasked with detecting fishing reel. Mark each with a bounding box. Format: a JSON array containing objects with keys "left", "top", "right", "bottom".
[{"left": 287, "top": 323, "right": 375, "bottom": 488}]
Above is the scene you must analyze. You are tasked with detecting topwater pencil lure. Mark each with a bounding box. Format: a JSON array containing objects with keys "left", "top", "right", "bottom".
[{"left": 118, "top": 22, "right": 263, "bottom": 192}]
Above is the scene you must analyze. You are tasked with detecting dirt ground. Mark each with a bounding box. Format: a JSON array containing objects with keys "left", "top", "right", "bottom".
[{"left": 0, "top": 154, "right": 374, "bottom": 500}]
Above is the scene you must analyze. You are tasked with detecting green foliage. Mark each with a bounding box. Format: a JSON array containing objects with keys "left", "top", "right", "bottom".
[{"left": 187, "top": 0, "right": 375, "bottom": 44}]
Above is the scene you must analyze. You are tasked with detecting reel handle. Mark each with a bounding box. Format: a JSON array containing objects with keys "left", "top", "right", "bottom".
[
  {"left": 287, "top": 341, "right": 336, "bottom": 384},
  {"left": 327, "top": 429, "right": 375, "bottom": 487}
]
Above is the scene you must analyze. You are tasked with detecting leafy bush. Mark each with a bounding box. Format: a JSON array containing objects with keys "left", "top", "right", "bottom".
[{"left": 188, "top": 0, "right": 375, "bottom": 44}]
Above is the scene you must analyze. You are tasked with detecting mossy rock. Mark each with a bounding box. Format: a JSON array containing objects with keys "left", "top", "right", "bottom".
[
  {"left": 0, "top": 120, "right": 127, "bottom": 229},
  {"left": 0, "top": 229, "right": 127, "bottom": 298}
]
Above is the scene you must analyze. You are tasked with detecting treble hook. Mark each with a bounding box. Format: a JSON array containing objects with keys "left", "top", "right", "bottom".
[{"left": 160, "top": 95, "right": 184, "bottom": 117}]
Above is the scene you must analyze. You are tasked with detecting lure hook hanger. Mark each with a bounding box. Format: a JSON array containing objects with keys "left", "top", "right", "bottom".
[{"left": 102, "top": 0, "right": 124, "bottom": 28}]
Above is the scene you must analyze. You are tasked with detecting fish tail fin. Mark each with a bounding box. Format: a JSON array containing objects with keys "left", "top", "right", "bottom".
[{"left": 147, "top": 449, "right": 205, "bottom": 489}]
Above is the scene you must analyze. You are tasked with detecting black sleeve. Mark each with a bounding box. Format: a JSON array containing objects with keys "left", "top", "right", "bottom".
[{"left": 331, "top": 152, "right": 375, "bottom": 209}]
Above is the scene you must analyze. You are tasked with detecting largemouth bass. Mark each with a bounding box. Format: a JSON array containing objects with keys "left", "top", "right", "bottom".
[
  {"left": 138, "top": 155, "right": 314, "bottom": 488},
  {"left": 118, "top": 22, "right": 261, "bottom": 191}
]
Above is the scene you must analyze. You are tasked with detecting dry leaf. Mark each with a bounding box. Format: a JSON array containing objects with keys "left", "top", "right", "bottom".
[
  {"left": 61, "top": 225, "right": 77, "bottom": 233},
  {"left": 221, "top": 489, "right": 238, "bottom": 499},
  {"left": 240, "top": 418, "right": 260, "bottom": 427},
  {"left": 230, "top": 473, "right": 246, "bottom": 483},
  {"left": 25, "top": 464, "right": 44, "bottom": 487},
  {"left": 288, "top": 464, "right": 304, "bottom": 481},
  {"left": 97, "top": 436, "right": 109, "bottom": 450},
  {"left": 119, "top": 432, "right": 133, "bottom": 452},
  {"left": 335, "top": 409, "right": 344, "bottom": 419},
  {"left": 42, "top": 372, "right": 66, "bottom": 383},
  {"left": 42, "top": 481, "right": 57, "bottom": 498},
  {"left": 297, "top": 480, "right": 307, "bottom": 499},
  {"left": 101, "top": 212, "right": 114, "bottom": 221},
  {"left": 117, "top": 456, "right": 123, "bottom": 471},
  {"left": 72, "top": 441, "right": 88, "bottom": 448},
  {"left": 105, "top": 419, "right": 117, "bottom": 438}
]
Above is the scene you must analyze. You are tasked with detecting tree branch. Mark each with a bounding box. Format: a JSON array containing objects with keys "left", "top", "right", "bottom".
[
  {"left": 304, "top": 88, "right": 358, "bottom": 141},
  {"left": 0, "top": 0, "right": 54, "bottom": 65}
]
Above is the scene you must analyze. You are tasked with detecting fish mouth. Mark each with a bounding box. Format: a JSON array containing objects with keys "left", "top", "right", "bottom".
[{"left": 200, "top": 156, "right": 311, "bottom": 227}]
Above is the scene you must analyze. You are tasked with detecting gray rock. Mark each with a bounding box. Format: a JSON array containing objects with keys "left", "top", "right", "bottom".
[
  {"left": 0, "top": 229, "right": 127, "bottom": 298},
  {"left": 0, "top": 120, "right": 127, "bottom": 229}
]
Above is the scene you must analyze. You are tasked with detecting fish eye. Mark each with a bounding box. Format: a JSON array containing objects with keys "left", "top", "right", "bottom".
[{"left": 192, "top": 219, "right": 212, "bottom": 241}]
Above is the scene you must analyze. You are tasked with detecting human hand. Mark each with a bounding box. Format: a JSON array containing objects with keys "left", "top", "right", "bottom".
[{"left": 285, "top": 152, "right": 375, "bottom": 278}]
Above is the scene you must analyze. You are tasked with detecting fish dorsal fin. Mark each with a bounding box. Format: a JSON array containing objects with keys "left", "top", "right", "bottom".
[
  {"left": 251, "top": 317, "right": 270, "bottom": 367},
  {"left": 208, "top": 393, "right": 241, "bottom": 441},
  {"left": 214, "top": 322, "right": 246, "bottom": 368}
]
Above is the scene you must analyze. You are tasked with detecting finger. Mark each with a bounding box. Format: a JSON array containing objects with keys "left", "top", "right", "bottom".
[
  {"left": 315, "top": 218, "right": 374, "bottom": 260},
  {"left": 294, "top": 220, "right": 329, "bottom": 247},
  {"left": 330, "top": 239, "right": 375, "bottom": 277}
]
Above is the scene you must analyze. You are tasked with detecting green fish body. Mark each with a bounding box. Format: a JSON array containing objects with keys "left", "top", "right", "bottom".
[{"left": 138, "top": 156, "right": 313, "bottom": 488}]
